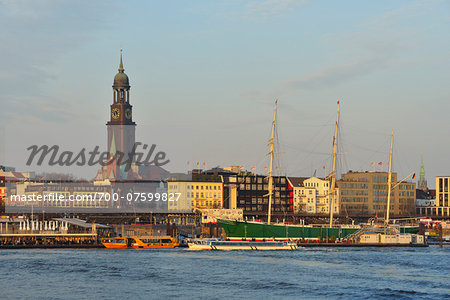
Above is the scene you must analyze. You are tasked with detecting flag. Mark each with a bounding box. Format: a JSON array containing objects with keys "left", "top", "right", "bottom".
[
  {"left": 378, "top": 162, "right": 382, "bottom": 166},
  {"left": 323, "top": 165, "right": 325, "bottom": 169},
  {"left": 337, "top": 100, "right": 340, "bottom": 105},
  {"left": 412, "top": 173, "right": 416, "bottom": 179},
  {"left": 203, "top": 162, "right": 207, "bottom": 166}
]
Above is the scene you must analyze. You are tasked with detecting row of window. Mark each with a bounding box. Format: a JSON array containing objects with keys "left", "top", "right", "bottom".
[
  {"left": 168, "top": 184, "right": 222, "bottom": 191},
  {"left": 342, "top": 190, "right": 368, "bottom": 196},
  {"left": 241, "top": 177, "right": 286, "bottom": 184},
  {"left": 193, "top": 200, "right": 222, "bottom": 208},
  {"left": 304, "top": 181, "right": 329, "bottom": 188},
  {"left": 341, "top": 197, "right": 368, "bottom": 203},
  {"left": 438, "top": 177, "right": 449, "bottom": 193},
  {"left": 191, "top": 192, "right": 222, "bottom": 199},
  {"left": 340, "top": 183, "right": 369, "bottom": 189}
]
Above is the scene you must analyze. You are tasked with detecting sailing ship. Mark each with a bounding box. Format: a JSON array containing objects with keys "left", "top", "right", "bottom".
[
  {"left": 346, "top": 132, "right": 425, "bottom": 245},
  {"left": 219, "top": 101, "right": 359, "bottom": 241}
]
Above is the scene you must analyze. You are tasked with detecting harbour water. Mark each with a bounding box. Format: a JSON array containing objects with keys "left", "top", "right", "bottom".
[{"left": 1, "top": 247, "right": 449, "bottom": 299}]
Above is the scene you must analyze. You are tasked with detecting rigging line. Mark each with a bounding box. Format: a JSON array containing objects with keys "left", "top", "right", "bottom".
[
  {"left": 289, "top": 154, "right": 333, "bottom": 175},
  {"left": 336, "top": 121, "right": 347, "bottom": 177},
  {"left": 279, "top": 122, "right": 334, "bottom": 128},
  {"left": 344, "top": 141, "right": 389, "bottom": 154},
  {"left": 284, "top": 112, "right": 336, "bottom": 154},
  {"left": 355, "top": 139, "right": 390, "bottom": 171},
  {"left": 281, "top": 144, "right": 330, "bottom": 156},
  {"left": 286, "top": 107, "right": 338, "bottom": 173},
  {"left": 275, "top": 110, "right": 284, "bottom": 177},
  {"left": 393, "top": 144, "right": 407, "bottom": 180},
  {"left": 344, "top": 125, "right": 392, "bottom": 137}
]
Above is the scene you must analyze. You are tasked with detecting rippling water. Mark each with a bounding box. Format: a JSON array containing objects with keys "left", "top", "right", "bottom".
[{"left": 1, "top": 246, "right": 449, "bottom": 299}]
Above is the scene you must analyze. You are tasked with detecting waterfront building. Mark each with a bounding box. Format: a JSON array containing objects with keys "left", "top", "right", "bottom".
[
  {"left": 416, "top": 188, "right": 436, "bottom": 216},
  {"left": 290, "top": 177, "right": 340, "bottom": 214},
  {"left": 0, "top": 170, "right": 35, "bottom": 213},
  {"left": 167, "top": 172, "right": 224, "bottom": 211},
  {"left": 201, "top": 168, "right": 293, "bottom": 218},
  {"left": 434, "top": 176, "right": 450, "bottom": 217},
  {"left": 0, "top": 182, "right": 4, "bottom": 213},
  {"left": 416, "top": 189, "right": 436, "bottom": 208},
  {"left": 167, "top": 180, "right": 193, "bottom": 212},
  {"left": 191, "top": 181, "right": 224, "bottom": 209},
  {"left": 337, "top": 171, "right": 416, "bottom": 217},
  {"left": 228, "top": 173, "right": 292, "bottom": 217}
]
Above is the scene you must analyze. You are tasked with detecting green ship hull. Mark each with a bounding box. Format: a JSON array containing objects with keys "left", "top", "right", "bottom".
[
  {"left": 219, "top": 219, "right": 420, "bottom": 240},
  {"left": 218, "top": 219, "right": 359, "bottom": 240},
  {"left": 398, "top": 226, "right": 420, "bottom": 234}
]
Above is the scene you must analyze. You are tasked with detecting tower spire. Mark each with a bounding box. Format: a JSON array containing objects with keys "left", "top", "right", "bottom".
[
  {"left": 418, "top": 152, "right": 428, "bottom": 190},
  {"left": 119, "top": 48, "right": 124, "bottom": 72}
]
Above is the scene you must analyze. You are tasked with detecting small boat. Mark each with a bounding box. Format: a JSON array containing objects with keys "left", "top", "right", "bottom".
[
  {"left": 187, "top": 239, "right": 298, "bottom": 250},
  {"left": 101, "top": 236, "right": 179, "bottom": 249}
]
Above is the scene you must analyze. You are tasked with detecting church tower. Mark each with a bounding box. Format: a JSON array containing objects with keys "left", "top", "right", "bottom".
[
  {"left": 106, "top": 50, "right": 136, "bottom": 179},
  {"left": 418, "top": 152, "right": 428, "bottom": 191}
]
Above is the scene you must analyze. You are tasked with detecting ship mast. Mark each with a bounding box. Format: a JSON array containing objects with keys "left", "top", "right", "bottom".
[
  {"left": 267, "top": 100, "right": 277, "bottom": 225},
  {"left": 385, "top": 131, "right": 394, "bottom": 224},
  {"left": 329, "top": 101, "right": 340, "bottom": 227}
]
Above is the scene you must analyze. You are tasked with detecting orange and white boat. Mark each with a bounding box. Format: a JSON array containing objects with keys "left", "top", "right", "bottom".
[{"left": 101, "top": 236, "right": 179, "bottom": 249}]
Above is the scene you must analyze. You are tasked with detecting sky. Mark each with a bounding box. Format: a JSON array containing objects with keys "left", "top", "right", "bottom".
[{"left": 0, "top": 0, "right": 449, "bottom": 187}]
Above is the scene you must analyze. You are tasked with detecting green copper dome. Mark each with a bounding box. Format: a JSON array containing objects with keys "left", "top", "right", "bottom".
[{"left": 113, "top": 50, "right": 130, "bottom": 89}]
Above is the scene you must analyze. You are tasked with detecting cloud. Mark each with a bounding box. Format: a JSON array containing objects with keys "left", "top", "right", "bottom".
[
  {"left": 244, "top": 0, "right": 308, "bottom": 20},
  {"left": 0, "top": 0, "right": 120, "bottom": 124},
  {"left": 285, "top": 57, "right": 386, "bottom": 90},
  {"left": 274, "top": 1, "right": 432, "bottom": 91}
]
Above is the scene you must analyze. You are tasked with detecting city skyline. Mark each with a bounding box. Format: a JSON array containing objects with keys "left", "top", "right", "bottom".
[{"left": 1, "top": 0, "right": 449, "bottom": 187}]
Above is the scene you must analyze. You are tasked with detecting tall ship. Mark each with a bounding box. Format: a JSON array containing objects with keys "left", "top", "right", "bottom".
[
  {"left": 219, "top": 101, "right": 360, "bottom": 241},
  {"left": 345, "top": 132, "right": 425, "bottom": 245}
]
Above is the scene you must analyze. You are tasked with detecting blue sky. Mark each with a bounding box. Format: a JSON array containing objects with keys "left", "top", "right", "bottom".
[{"left": 0, "top": 0, "right": 449, "bottom": 187}]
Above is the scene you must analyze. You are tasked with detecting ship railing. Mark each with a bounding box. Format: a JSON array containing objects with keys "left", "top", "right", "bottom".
[{"left": 345, "top": 224, "right": 401, "bottom": 242}]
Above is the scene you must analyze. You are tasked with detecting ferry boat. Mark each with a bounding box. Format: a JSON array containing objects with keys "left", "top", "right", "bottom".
[
  {"left": 101, "top": 236, "right": 179, "bottom": 249},
  {"left": 187, "top": 239, "right": 298, "bottom": 250}
]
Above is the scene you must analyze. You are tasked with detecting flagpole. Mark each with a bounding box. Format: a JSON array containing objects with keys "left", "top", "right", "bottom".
[{"left": 386, "top": 131, "right": 393, "bottom": 225}]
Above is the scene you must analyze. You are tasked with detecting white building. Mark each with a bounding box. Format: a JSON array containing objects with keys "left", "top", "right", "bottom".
[
  {"left": 167, "top": 181, "right": 193, "bottom": 212},
  {"left": 290, "top": 177, "right": 339, "bottom": 214}
]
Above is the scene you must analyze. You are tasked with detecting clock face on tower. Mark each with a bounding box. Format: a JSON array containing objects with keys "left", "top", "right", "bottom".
[
  {"left": 125, "top": 108, "right": 132, "bottom": 120},
  {"left": 112, "top": 108, "right": 120, "bottom": 119}
]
